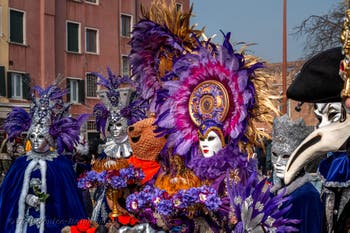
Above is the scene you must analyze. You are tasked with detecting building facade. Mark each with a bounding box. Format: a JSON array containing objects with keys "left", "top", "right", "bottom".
[{"left": 0, "top": 0, "right": 189, "bottom": 143}]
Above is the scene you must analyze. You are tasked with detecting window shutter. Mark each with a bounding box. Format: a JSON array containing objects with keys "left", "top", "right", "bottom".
[
  {"left": 7, "top": 72, "right": 12, "bottom": 98},
  {"left": 66, "top": 78, "right": 71, "bottom": 102},
  {"left": 22, "top": 73, "right": 31, "bottom": 99},
  {"left": 78, "top": 79, "right": 85, "bottom": 104},
  {"left": 0, "top": 66, "right": 5, "bottom": 96},
  {"left": 10, "top": 10, "right": 23, "bottom": 44},
  {"left": 67, "top": 23, "right": 79, "bottom": 52}
]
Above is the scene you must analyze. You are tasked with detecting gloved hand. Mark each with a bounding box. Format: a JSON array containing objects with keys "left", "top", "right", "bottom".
[{"left": 25, "top": 194, "right": 40, "bottom": 207}]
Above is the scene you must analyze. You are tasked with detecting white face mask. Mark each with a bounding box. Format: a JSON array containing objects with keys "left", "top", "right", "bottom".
[
  {"left": 272, "top": 152, "right": 290, "bottom": 179},
  {"left": 314, "top": 102, "right": 342, "bottom": 128},
  {"left": 29, "top": 125, "right": 50, "bottom": 153},
  {"left": 199, "top": 130, "right": 223, "bottom": 158}
]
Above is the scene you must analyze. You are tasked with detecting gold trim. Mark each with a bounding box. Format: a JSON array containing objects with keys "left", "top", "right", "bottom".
[{"left": 189, "top": 80, "right": 230, "bottom": 126}]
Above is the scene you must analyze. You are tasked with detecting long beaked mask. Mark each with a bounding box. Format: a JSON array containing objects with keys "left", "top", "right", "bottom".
[{"left": 284, "top": 114, "right": 350, "bottom": 184}]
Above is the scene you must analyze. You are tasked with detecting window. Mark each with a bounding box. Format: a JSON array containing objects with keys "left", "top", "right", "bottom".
[
  {"left": 67, "top": 78, "right": 85, "bottom": 103},
  {"left": 67, "top": 21, "right": 81, "bottom": 53},
  {"left": 70, "top": 79, "right": 79, "bottom": 103},
  {"left": 121, "top": 14, "right": 131, "bottom": 37},
  {"left": 176, "top": 3, "right": 183, "bottom": 12},
  {"left": 9, "top": 9, "right": 25, "bottom": 44},
  {"left": 87, "top": 121, "right": 96, "bottom": 131},
  {"left": 0, "top": 66, "right": 5, "bottom": 96},
  {"left": 85, "top": 0, "right": 98, "bottom": 4},
  {"left": 86, "top": 73, "right": 97, "bottom": 97},
  {"left": 7, "top": 72, "right": 30, "bottom": 99},
  {"left": 85, "top": 28, "right": 99, "bottom": 54},
  {"left": 121, "top": 55, "right": 130, "bottom": 76},
  {"left": 12, "top": 73, "right": 22, "bottom": 98}
]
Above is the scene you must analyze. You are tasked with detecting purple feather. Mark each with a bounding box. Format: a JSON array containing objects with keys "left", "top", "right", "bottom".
[
  {"left": 49, "top": 117, "right": 81, "bottom": 154},
  {"left": 129, "top": 19, "right": 185, "bottom": 112},
  {"left": 93, "top": 103, "right": 109, "bottom": 138},
  {"left": 228, "top": 173, "right": 300, "bottom": 232},
  {"left": 4, "top": 107, "right": 31, "bottom": 141}
]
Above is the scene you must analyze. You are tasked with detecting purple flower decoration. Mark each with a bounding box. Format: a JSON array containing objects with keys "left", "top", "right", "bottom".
[
  {"left": 109, "top": 176, "right": 127, "bottom": 189},
  {"left": 77, "top": 166, "right": 144, "bottom": 190},
  {"left": 156, "top": 199, "right": 174, "bottom": 215}
]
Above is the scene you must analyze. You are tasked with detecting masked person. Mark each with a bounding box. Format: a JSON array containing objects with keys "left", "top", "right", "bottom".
[
  {"left": 0, "top": 85, "right": 87, "bottom": 233},
  {"left": 270, "top": 114, "right": 323, "bottom": 233},
  {"left": 89, "top": 69, "right": 148, "bottom": 225},
  {"left": 286, "top": 47, "right": 350, "bottom": 233}
]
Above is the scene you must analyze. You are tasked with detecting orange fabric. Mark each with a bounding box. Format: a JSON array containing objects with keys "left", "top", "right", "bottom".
[
  {"left": 86, "top": 228, "right": 96, "bottom": 233},
  {"left": 128, "top": 156, "right": 160, "bottom": 184},
  {"left": 117, "top": 214, "right": 139, "bottom": 226},
  {"left": 70, "top": 226, "right": 80, "bottom": 233},
  {"left": 77, "top": 219, "right": 90, "bottom": 232}
]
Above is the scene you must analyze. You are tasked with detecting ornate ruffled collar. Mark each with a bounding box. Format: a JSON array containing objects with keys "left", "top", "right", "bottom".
[{"left": 26, "top": 150, "right": 58, "bottom": 161}]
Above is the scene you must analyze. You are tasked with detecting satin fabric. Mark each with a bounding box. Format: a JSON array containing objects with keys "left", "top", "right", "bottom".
[{"left": 0, "top": 154, "right": 87, "bottom": 233}]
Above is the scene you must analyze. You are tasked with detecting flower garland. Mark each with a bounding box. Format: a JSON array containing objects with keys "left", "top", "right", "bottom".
[
  {"left": 126, "top": 185, "right": 222, "bottom": 217},
  {"left": 78, "top": 165, "right": 145, "bottom": 190}
]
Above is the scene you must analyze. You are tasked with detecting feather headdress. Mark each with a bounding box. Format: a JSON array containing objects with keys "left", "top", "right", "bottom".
[
  {"left": 4, "top": 84, "right": 87, "bottom": 154},
  {"left": 92, "top": 68, "right": 147, "bottom": 138},
  {"left": 129, "top": 0, "right": 203, "bottom": 112},
  {"left": 154, "top": 32, "right": 278, "bottom": 156}
]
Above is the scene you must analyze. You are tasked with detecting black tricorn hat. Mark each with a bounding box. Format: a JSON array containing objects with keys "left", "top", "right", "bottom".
[{"left": 287, "top": 47, "right": 344, "bottom": 103}]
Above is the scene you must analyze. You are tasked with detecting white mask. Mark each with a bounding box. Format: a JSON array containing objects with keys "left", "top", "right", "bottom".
[
  {"left": 314, "top": 102, "right": 342, "bottom": 128},
  {"left": 199, "top": 130, "right": 223, "bottom": 158},
  {"left": 272, "top": 152, "right": 290, "bottom": 179},
  {"left": 29, "top": 125, "right": 50, "bottom": 153}
]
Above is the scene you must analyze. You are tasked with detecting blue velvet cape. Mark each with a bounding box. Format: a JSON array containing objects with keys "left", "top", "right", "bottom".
[
  {"left": 0, "top": 154, "right": 87, "bottom": 233},
  {"left": 282, "top": 182, "right": 323, "bottom": 233}
]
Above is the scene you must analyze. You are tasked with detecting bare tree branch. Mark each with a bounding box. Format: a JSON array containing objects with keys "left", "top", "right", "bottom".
[{"left": 291, "top": 1, "right": 347, "bottom": 59}]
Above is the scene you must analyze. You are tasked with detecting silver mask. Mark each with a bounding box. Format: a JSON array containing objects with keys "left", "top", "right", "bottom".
[
  {"left": 109, "top": 117, "right": 128, "bottom": 140},
  {"left": 28, "top": 124, "right": 51, "bottom": 153},
  {"left": 271, "top": 115, "right": 313, "bottom": 180}
]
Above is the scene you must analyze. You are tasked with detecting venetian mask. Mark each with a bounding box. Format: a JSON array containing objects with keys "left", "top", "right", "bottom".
[
  {"left": 199, "top": 130, "right": 223, "bottom": 158},
  {"left": 29, "top": 124, "right": 50, "bottom": 153},
  {"left": 271, "top": 152, "right": 290, "bottom": 179},
  {"left": 314, "top": 102, "right": 343, "bottom": 128},
  {"left": 109, "top": 117, "right": 128, "bottom": 139}
]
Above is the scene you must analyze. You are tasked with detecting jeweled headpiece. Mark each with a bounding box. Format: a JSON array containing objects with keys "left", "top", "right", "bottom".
[
  {"left": 4, "top": 84, "right": 86, "bottom": 154},
  {"left": 271, "top": 114, "right": 313, "bottom": 157},
  {"left": 93, "top": 68, "right": 147, "bottom": 138}
]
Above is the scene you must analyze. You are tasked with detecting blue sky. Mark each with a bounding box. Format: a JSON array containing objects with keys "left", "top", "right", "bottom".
[{"left": 190, "top": 0, "right": 342, "bottom": 63}]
